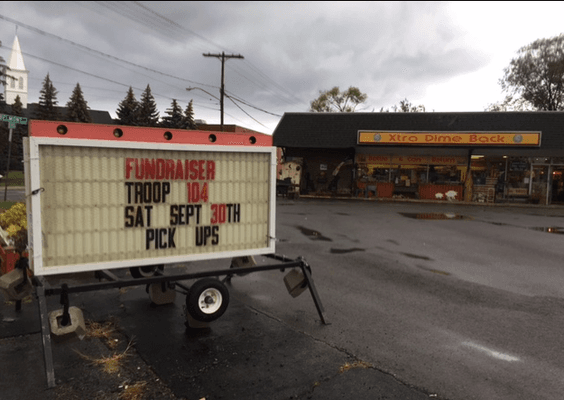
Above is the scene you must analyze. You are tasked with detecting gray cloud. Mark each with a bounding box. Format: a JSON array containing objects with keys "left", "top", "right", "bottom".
[{"left": 0, "top": 2, "right": 514, "bottom": 132}]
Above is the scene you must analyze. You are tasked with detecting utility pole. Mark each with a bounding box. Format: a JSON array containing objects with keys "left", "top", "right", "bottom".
[{"left": 203, "top": 52, "right": 244, "bottom": 131}]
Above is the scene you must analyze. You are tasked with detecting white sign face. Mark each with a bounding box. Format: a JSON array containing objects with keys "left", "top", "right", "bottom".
[{"left": 25, "top": 123, "right": 276, "bottom": 276}]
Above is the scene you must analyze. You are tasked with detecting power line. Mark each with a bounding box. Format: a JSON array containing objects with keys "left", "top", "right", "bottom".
[
  {"left": 203, "top": 52, "right": 244, "bottom": 130},
  {"left": 16, "top": 49, "right": 220, "bottom": 114},
  {"left": 131, "top": 1, "right": 225, "bottom": 50},
  {"left": 95, "top": 2, "right": 294, "bottom": 117},
  {"left": 0, "top": 14, "right": 217, "bottom": 90},
  {"left": 1, "top": 7, "right": 279, "bottom": 129},
  {"left": 224, "top": 91, "right": 282, "bottom": 117},
  {"left": 225, "top": 94, "right": 269, "bottom": 130}
]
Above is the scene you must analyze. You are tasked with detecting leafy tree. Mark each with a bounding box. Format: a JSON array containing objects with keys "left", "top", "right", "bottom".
[
  {"left": 310, "top": 86, "right": 367, "bottom": 112},
  {"left": 161, "top": 99, "right": 184, "bottom": 128},
  {"left": 116, "top": 87, "right": 139, "bottom": 126},
  {"left": 184, "top": 99, "right": 196, "bottom": 129},
  {"left": 500, "top": 33, "right": 564, "bottom": 111},
  {"left": 485, "top": 95, "right": 534, "bottom": 112},
  {"left": 380, "top": 98, "right": 426, "bottom": 112},
  {"left": 35, "top": 73, "right": 60, "bottom": 121},
  {"left": 66, "top": 83, "right": 92, "bottom": 123},
  {"left": 137, "top": 84, "right": 159, "bottom": 127}
]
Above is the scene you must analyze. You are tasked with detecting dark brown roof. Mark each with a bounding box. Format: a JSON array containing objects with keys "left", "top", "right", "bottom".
[
  {"left": 23, "top": 103, "right": 114, "bottom": 124},
  {"left": 273, "top": 112, "right": 564, "bottom": 152}
]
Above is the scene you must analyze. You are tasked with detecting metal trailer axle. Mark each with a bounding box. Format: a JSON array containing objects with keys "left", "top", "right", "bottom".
[{"left": 31, "top": 254, "right": 327, "bottom": 388}]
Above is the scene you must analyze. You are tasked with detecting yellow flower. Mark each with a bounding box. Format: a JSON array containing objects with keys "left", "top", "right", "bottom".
[
  {"left": 6, "top": 224, "right": 22, "bottom": 237},
  {"left": 0, "top": 203, "right": 27, "bottom": 234}
]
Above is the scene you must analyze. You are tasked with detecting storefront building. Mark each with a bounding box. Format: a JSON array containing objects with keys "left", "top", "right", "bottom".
[{"left": 272, "top": 112, "right": 564, "bottom": 205}]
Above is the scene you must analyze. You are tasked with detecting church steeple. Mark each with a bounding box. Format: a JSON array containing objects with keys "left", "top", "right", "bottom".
[{"left": 5, "top": 35, "right": 28, "bottom": 108}]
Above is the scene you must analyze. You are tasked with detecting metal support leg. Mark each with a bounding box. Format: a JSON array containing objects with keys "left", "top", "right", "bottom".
[
  {"left": 299, "top": 260, "right": 328, "bottom": 325},
  {"left": 35, "top": 281, "right": 56, "bottom": 388}
]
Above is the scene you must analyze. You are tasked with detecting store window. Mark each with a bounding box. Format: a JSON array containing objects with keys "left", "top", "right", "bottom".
[
  {"left": 430, "top": 165, "right": 462, "bottom": 184},
  {"left": 506, "top": 157, "right": 530, "bottom": 190}
]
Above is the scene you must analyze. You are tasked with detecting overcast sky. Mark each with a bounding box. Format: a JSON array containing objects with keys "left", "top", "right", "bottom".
[{"left": 1, "top": 1, "right": 563, "bottom": 134}]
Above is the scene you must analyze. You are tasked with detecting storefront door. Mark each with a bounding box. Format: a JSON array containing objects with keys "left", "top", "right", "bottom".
[
  {"left": 531, "top": 165, "right": 549, "bottom": 205},
  {"left": 551, "top": 166, "right": 564, "bottom": 204}
]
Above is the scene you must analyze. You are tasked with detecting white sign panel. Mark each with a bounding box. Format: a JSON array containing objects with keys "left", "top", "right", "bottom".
[{"left": 25, "top": 121, "right": 276, "bottom": 276}]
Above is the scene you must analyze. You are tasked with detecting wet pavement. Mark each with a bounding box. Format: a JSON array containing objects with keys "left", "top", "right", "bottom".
[
  {"left": 4, "top": 198, "right": 564, "bottom": 399},
  {"left": 0, "top": 265, "right": 432, "bottom": 400}
]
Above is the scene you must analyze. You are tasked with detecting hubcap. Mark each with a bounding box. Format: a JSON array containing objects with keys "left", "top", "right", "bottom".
[{"left": 198, "top": 288, "right": 222, "bottom": 314}]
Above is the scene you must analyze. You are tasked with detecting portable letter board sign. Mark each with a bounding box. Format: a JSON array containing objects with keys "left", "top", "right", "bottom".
[{"left": 24, "top": 121, "right": 276, "bottom": 276}]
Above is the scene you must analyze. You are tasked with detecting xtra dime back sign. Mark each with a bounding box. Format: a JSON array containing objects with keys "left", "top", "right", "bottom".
[{"left": 25, "top": 121, "right": 276, "bottom": 276}]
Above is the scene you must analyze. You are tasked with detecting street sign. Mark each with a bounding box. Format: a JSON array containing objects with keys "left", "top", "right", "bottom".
[
  {"left": 2, "top": 114, "right": 29, "bottom": 201},
  {"left": 24, "top": 121, "right": 276, "bottom": 276},
  {"left": 0, "top": 114, "right": 28, "bottom": 129}
]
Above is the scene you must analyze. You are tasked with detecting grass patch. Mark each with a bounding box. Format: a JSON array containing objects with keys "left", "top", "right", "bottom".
[
  {"left": 339, "top": 360, "right": 373, "bottom": 373},
  {"left": 119, "top": 381, "right": 148, "bottom": 400},
  {"left": 75, "top": 340, "right": 133, "bottom": 374},
  {"left": 0, "top": 171, "right": 24, "bottom": 187},
  {"left": 0, "top": 201, "right": 17, "bottom": 212},
  {"left": 75, "top": 319, "right": 131, "bottom": 374},
  {"left": 86, "top": 320, "right": 120, "bottom": 349}
]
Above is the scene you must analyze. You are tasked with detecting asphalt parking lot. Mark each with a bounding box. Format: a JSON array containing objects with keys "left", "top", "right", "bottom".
[
  {"left": 1, "top": 264, "right": 431, "bottom": 400},
  {"left": 3, "top": 197, "right": 564, "bottom": 399}
]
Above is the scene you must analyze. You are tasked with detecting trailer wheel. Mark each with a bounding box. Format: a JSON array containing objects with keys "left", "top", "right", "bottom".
[
  {"left": 130, "top": 265, "right": 164, "bottom": 279},
  {"left": 186, "top": 278, "right": 229, "bottom": 322}
]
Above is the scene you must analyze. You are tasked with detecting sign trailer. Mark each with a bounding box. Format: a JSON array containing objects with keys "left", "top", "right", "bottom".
[{"left": 14, "top": 121, "right": 326, "bottom": 387}]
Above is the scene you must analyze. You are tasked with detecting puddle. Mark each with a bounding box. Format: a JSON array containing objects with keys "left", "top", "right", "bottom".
[
  {"left": 297, "top": 226, "right": 332, "bottom": 241},
  {"left": 330, "top": 248, "right": 365, "bottom": 254},
  {"left": 399, "top": 212, "right": 472, "bottom": 220}
]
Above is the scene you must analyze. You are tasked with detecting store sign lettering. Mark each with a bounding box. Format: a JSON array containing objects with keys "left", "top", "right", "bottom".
[
  {"left": 357, "top": 155, "right": 466, "bottom": 166},
  {"left": 358, "top": 131, "right": 541, "bottom": 146}
]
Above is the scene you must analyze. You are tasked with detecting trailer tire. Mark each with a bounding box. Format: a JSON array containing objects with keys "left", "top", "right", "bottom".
[
  {"left": 130, "top": 265, "right": 164, "bottom": 279},
  {"left": 186, "top": 278, "right": 229, "bottom": 322}
]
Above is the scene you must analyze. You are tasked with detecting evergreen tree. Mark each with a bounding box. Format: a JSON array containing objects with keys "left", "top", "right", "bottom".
[
  {"left": 116, "top": 87, "right": 139, "bottom": 126},
  {"left": 36, "top": 73, "right": 60, "bottom": 121},
  {"left": 137, "top": 84, "right": 159, "bottom": 127},
  {"left": 0, "top": 52, "right": 11, "bottom": 113},
  {"left": 0, "top": 91, "right": 6, "bottom": 114},
  {"left": 66, "top": 83, "right": 92, "bottom": 123},
  {"left": 161, "top": 99, "right": 184, "bottom": 128},
  {"left": 184, "top": 99, "right": 196, "bottom": 129},
  {"left": 0, "top": 96, "right": 25, "bottom": 171},
  {"left": 10, "top": 95, "right": 23, "bottom": 116},
  {"left": 11, "top": 95, "right": 25, "bottom": 170},
  {"left": 0, "top": 121, "right": 7, "bottom": 166}
]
